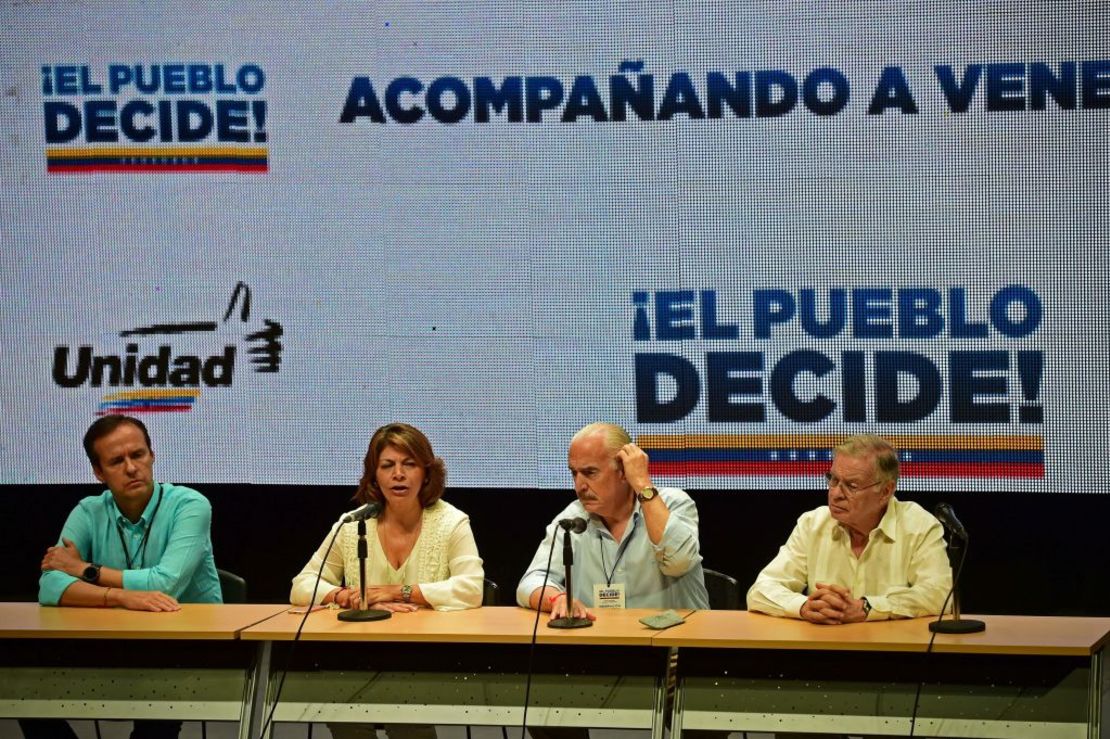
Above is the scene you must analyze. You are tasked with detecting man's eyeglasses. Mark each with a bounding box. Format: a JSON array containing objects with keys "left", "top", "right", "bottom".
[{"left": 824, "top": 472, "right": 885, "bottom": 496}]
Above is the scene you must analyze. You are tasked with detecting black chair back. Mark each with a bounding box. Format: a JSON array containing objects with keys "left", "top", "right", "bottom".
[
  {"left": 703, "top": 567, "right": 741, "bottom": 610},
  {"left": 217, "top": 568, "right": 248, "bottom": 604},
  {"left": 482, "top": 578, "right": 500, "bottom": 606}
]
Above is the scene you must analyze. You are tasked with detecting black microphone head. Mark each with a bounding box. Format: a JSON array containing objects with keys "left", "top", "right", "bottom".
[
  {"left": 933, "top": 502, "right": 968, "bottom": 540},
  {"left": 558, "top": 517, "right": 588, "bottom": 533},
  {"left": 342, "top": 502, "right": 382, "bottom": 523}
]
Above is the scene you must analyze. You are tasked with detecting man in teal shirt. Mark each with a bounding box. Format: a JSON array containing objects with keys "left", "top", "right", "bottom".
[
  {"left": 38, "top": 414, "right": 221, "bottom": 609},
  {"left": 27, "top": 415, "right": 222, "bottom": 739}
]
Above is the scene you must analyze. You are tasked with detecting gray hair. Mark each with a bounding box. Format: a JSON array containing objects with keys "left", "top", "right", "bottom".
[
  {"left": 833, "top": 434, "right": 900, "bottom": 483},
  {"left": 571, "top": 422, "right": 631, "bottom": 456}
]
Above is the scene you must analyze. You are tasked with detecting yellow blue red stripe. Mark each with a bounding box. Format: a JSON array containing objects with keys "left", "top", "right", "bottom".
[
  {"left": 46, "top": 146, "right": 267, "bottom": 173},
  {"left": 637, "top": 434, "right": 1044, "bottom": 479},
  {"left": 97, "top": 388, "right": 200, "bottom": 415}
]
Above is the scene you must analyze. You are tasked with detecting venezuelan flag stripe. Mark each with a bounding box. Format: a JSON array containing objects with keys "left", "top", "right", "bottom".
[
  {"left": 636, "top": 433, "right": 1044, "bottom": 451},
  {"left": 46, "top": 146, "right": 268, "bottom": 159},
  {"left": 900, "top": 462, "right": 1044, "bottom": 478},
  {"left": 48, "top": 161, "right": 267, "bottom": 173},
  {"left": 45, "top": 146, "right": 268, "bottom": 174},
  {"left": 102, "top": 388, "right": 202, "bottom": 401},
  {"left": 650, "top": 460, "right": 1044, "bottom": 479},
  {"left": 651, "top": 461, "right": 831, "bottom": 476},
  {"left": 99, "top": 398, "right": 195, "bottom": 408},
  {"left": 97, "top": 392, "right": 198, "bottom": 415},
  {"left": 640, "top": 434, "right": 1045, "bottom": 479},
  {"left": 95, "top": 406, "right": 194, "bottom": 415},
  {"left": 646, "top": 448, "right": 1042, "bottom": 465}
]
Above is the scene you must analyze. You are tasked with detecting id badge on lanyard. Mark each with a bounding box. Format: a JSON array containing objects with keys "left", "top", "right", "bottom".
[
  {"left": 593, "top": 583, "right": 626, "bottom": 608},
  {"left": 596, "top": 531, "right": 631, "bottom": 608}
]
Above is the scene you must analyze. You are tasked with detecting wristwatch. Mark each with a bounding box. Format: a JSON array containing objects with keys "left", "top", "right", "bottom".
[
  {"left": 636, "top": 485, "right": 659, "bottom": 503},
  {"left": 861, "top": 596, "right": 873, "bottom": 617},
  {"left": 400, "top": 584, "right": 413, "bottom": 603},
  {"left": 81, "top": 563, "right": 102, "bottom": 584}
]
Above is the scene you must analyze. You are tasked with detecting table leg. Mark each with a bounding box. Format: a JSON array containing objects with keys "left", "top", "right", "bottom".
[
  {"left": 652, "top": 647, "right": 677, "bottom": 739},
  {"left": 241, "top": 640, "right": 273, "bottom": 739},
  {"left": 1088, "top": 647, "right": 1104, "bottom": 739}
]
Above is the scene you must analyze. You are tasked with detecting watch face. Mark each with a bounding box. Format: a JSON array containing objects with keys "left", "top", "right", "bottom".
[
  {"left": 83, "top": 565, "right": 99, "bottom": 582},
  {"left": 639, "top": 486, "right": 657, "bottom": 501}
]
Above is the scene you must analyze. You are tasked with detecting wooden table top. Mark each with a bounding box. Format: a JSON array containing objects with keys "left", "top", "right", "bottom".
[
  {"left": 241, "top": 605, "right": 685, "bottom": 646},
  {"left": 0, "top": 602, "right": 288, "bottom": 640},
  {"left": 3, "top": 603, "right": 1106, "bottom": 657},
  {"left": 653, "top": 610, "right": 1110, "bottom": 656}
]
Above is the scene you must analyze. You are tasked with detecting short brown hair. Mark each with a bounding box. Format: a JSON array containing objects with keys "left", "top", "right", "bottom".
[
  {"left": 83, "top": 415, "right": 152, "bottom": 467},
  {"left": 833, "top": 434, "right": 900, "bottom": 483},
  {"left": 356, "top": 423, "right": 446, "bottom": 508}
]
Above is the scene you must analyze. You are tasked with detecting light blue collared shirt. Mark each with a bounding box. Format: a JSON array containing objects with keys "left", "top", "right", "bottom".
[
  {"left": 39, "top": 482, "right": 222, "bottom": 605},
  {"left": 517, "top": 486, "right": 709, "bottom": 610}
]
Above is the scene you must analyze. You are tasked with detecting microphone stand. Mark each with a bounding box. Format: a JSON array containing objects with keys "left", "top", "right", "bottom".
[
  {"left": 548, "top": 526, "right": 592, "bottom": 629},
  {"left": 929, "top": 531, "right": 984, "bottom": 634},
  {"left": 338, "top": 517, "right": 391, "bottom": 622}
]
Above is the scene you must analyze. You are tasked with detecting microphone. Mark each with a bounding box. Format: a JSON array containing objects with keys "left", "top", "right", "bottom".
[
  {"left": 934, "top": 502, "right": 968, "bottom": 540},
  {"left": 929, "top": 501, "right": 985, "bottom": 634},
  {"left": 548, "top": 516, "right": 591, "bottom": 630},
  {"left": 341, "top": 502, "right": 382, "bottom": 524},
  {"left": 337, "top": 502, "right": 390, "bottom": 624},
  {"left": 557, "top": 517, "right": 587, "bottom": 533}
]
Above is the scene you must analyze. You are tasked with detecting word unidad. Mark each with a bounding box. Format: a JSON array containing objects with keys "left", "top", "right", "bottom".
[{"left": 53, "top": 344, "right": 236, "bottom": 388}]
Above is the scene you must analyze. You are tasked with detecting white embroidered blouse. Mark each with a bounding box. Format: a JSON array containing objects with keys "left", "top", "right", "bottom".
[{"left": 290, "top": 499, "right": 484, "bottom": 610}]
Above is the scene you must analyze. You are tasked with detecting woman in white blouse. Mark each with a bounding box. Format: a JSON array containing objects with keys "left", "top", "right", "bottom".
[{"left": 291, "top": 422, "right": 484, "bottom": 612}]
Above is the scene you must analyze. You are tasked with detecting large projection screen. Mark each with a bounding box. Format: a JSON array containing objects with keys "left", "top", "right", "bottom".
[{"left": 1, "top": 1, "right": 1107, "bottom": 492}]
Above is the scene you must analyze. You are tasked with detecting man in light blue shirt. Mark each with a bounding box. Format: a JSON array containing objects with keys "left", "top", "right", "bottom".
[
  {"left": 38, "top": 414, "right": 221, "bottom": 609},
  {"left": 517, "top": 422, "right": 708, "bottom": 620},
  {"left": 28, "top": 415, "right": 221, "bottom": 739}
]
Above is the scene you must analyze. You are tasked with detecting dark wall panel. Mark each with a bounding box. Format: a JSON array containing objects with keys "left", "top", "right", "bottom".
[{"left": 6, "top": 486, "right": 1108, "bottom": 616}]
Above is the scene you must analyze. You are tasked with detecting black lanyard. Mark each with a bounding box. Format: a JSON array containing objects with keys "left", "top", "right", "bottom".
[
  {"left": 116, "top": 485, "right": 163, "bottom": 570},
  {"left": 598, "top": 517, "right": 636, "bottom": 587}
]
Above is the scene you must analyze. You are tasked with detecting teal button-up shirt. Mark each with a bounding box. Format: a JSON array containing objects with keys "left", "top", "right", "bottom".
[{"left": 39, "top": 482, "right": 222, "bottom": 605}]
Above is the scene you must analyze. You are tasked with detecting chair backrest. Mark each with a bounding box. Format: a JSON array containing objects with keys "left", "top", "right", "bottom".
[
  {"left": 217, "top": 568, "right": 248, "bottom": 604},
  {"left": 703, "top": 567, "right": 741, "bottom": 610},
  {"left": 482, "top": 578, "right": 500, "bottom": 606}
]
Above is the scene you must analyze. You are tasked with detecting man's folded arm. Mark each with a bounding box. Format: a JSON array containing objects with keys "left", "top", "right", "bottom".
[{"left": 39, "top": 507, "right": 95, "bottom": 606}]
